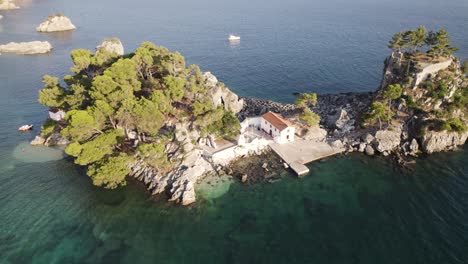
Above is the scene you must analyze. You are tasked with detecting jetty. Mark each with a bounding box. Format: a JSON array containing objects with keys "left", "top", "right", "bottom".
[{"left": 269, "top": 138, "right": 345, "bottom": 176}]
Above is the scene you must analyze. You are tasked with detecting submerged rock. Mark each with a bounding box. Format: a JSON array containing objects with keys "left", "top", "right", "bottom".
[
  {"left": 36, "top": 15, "right": 76, "bottom": 32},
  {"left": 0, "top": 0, "right": 19, "bottom": 10},
  {"left": 96, "top": 38, "right": 124, "bottom": 56},
  {"left": 0, "top": 41, "right": 52, "bottom": 54}
]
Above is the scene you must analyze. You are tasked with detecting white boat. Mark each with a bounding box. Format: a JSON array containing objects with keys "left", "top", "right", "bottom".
[
  {"left": 228, "top": 34, "right": 241, "bottom": 41},
  {"left": 18, "top": 124, "right": 33, "bottom": 131}
]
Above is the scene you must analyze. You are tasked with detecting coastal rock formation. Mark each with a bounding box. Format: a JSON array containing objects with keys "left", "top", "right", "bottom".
[
  {"left": 421, "top": 130, "right": 468, "bottom": 154},
  {"left": 31, "top": 132, "right": 70, "bottom": 146},
  {"left": 205, "top": 72, "right": 244, "bottom": 114},
  {"left": 36, "top": 15, "right": 76, "bottom": 32},
  {"left": 96, "top": 38, "right": 124, "bottom": 56},
  {"left": 373, "top": 128, "right": 402, "bottom": 153},
  {"left": 0, "top": 0, "right": 19, "bottom": 10},
  {"left": 0, "top": 41, "right": 52, "bottom": 54}
]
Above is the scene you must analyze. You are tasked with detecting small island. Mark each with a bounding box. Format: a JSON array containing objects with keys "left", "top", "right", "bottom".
[
  {"left": 0, "top": 0, "right": 19, "bottom": 10},
  {"left": 34, "top": 28, "right": 467, "bottom": 205},
  {"left": 36, "top": 14, "right": 76, "bottom": 32}
]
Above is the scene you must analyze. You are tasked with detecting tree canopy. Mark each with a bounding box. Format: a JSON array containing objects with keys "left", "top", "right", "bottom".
[
  {"left": 388, "top": 27, "right": 457, "bottom": 56},
  {"left": 38, "top": 41, "right": 240, "bottom": 189}
]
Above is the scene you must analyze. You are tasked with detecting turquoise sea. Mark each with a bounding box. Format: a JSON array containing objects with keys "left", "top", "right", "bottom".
[{"left": 0, "top": 0, "right": 467, "bottom": 263}]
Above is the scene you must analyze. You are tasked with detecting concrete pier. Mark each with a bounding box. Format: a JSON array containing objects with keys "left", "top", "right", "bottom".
[{"left": 269, "top": 138, "right": 345, "bottom": 176}]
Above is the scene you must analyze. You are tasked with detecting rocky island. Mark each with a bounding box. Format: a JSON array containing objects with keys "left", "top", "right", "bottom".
[
  {"left": 0, "top": 41, "right": 53, "bottom": 54},
  {"left": 36, "top": 14, "right": 76, "bottom": 32},
  {"left": 33, "top": 28, "right": 467, "bottom": 206},
  {"left": 0, "top": 0, "right": 19, "bottom": 10}
]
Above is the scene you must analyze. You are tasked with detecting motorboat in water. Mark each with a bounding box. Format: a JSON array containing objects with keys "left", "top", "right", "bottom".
[
  {"left": 228, "top": 34, "right": 241, "bottom": 41},
  {"left": 18, "top": 124, "right": 33, "bottom": 131}
]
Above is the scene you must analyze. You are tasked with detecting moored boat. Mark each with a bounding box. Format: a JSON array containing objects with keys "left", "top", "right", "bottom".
[
  {"left": 18, "top": 124, "right": 33, "bottom": 131},
  {"left": 228, "top": 34, "right": 240, "bottom": 41}
]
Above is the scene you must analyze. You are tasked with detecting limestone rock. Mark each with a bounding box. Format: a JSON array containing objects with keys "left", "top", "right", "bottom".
[
  {"left": 358, "top": 143, "right": 366, "bottom": 152},
  {"left": 205, "top": 72, "right": 244, "bottom": 114},
  {"left": 44, "top": 132, "right": 70, "bottom": 146},
  {"left": 421, "top": 130, "right": 468, "bottom": 154},
  {"left": 241, "top": 174, "right": 248, "bottom": 183},
  {"left": 0, "top": 41, "right": 52, "bottom": 54},
  {"left": 181, "top": 181, "right": 196, "bottom": 206},
  {"left": 96, "top": 38, "right": 124, "bottom": 56},
  {"left": 409, "top": 139, "right": 419, "bottom": 154},
  {"left": 373, "top": 129, "right": 401, "bottom": 153},
  {"left": 30, "top": 135, "right": 46, "bottom": 145},
  {"left": 365, "top": 145, "right": 375, "bottom": 156},
  {"left": 0, "top": 0, "right": 19, "bottom": 10},
  {"left": 36, "top": 15, "right": 76, "bottom": 32},
  {"left": 362, "top": 133, "right": 375, "bottom": 144},
  {"left": 203, "top": 72, "right": 218, "bottom": 88},
  {"left": 326, "top": 108, "right": 354, "bottom": 132},
  {"left": 331, "top": 140, "right": 344, "bottom": 149}
]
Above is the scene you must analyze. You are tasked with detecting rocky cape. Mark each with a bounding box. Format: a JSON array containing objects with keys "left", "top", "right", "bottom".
[
  {"left": 0, "top": 41, "right": 52, "bottom": 54},
  {"left": 36, "top": 15, "right": 76, "bottom": 32},
  {"left": 32, "top": 49, "right": 467, "bottom": 206}
]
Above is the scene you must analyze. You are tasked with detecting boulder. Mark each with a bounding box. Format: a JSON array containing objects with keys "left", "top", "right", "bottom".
[
  {"left": 96, "top": 38, "right": 124, "bottom": 56},
  {"left": 365, "top": 145, "right": 375, "bottom": 156},
  {"left": 44, "top": 132, "right": 70, "bottom": 146},
  {"left": 36, "top": 15, "right": 76, "bottom": 32},
  {"left": 181, "top": 181, "right": 196, "bottom": 206},
  {"left": 421, "top": 130, "right": 468, "bottom": 154},
  {"left": 373, "top": 129, "right": 401, "bottom": 153},
  {"left": 409, "top": 138, "right": 419, "bottom": 154},
  {"left": 30, "top": 135, "right": 46, "bottom": 145},
  {"left": 0, "top": 41, "right": 52, "bottom": 54},
  {"left": 0, "top": 0, "right": 19, "bottom": 10},
  {"left": 326, "top": 108, "right": 354, "bottom": 132},
  {"left": 241, "top": 174, "right": 248, "bottom": 183},
  {"left": 362, "top": 133, "right": 375, "bottom": 144},
  {"left": 358, "top": 143, "right": 366, "bottom": 152}
]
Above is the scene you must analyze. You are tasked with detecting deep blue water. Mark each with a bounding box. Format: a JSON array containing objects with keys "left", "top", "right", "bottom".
[{"left": 0, "top": 0, "right": 467, "bottom": 263}]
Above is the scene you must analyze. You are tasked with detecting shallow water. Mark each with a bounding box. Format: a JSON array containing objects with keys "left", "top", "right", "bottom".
[{"left": 0, "top": 0, "right": 467, "bottom": 263}]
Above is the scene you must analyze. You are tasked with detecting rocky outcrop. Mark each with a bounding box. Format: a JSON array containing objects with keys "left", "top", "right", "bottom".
[
  {"left": 373, "top": 128, "right": 402, "bottom": 153},
  {"left": 30, "top": 135, "right": 46, "bottom": 145},
  {"left": 205, "top": 72, "right": 244, "bottom": 114},
  {"left": 414, "top": 59, "right": 453, "bottom": 86},
  {"left": 36, "top": 15, "right": 76, "bottom": 32},
  {"left": 0, "top": 0, "right": 19, "bottom": 10},
  {"left": 325, "top": 108, "right": 355, "bottom": 133},
  {"left": 421, "top": 130, "right": 468, "bottom": 154},
  {"left": 30, "top": 132, "right": 70, "bottom": 146},
  {"left": 96, "top": 38, "right": 124, "bottom": 56},
  {"left": 0, "top": 41, "right": 52, "bottom": 54}
]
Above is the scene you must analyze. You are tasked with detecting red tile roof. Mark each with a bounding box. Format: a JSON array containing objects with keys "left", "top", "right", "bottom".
[{"left": 261, "top": 112, "right": 292, "bottom": 131}]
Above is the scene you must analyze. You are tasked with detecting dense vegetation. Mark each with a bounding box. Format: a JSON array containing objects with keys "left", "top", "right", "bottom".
[{"left": 38, "top": 42, "right": 240, "bottom": 189}]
